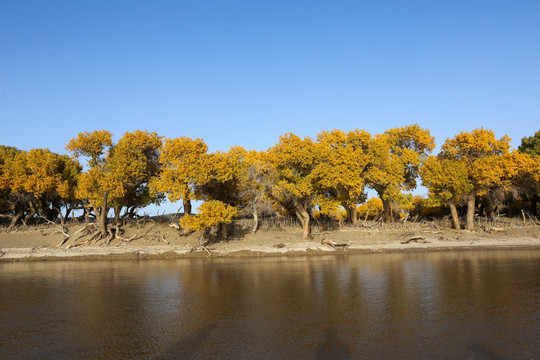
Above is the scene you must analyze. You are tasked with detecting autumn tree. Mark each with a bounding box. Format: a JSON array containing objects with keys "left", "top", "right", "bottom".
[
  {"left": 0, "top": 146, "right": 24, "bottom": 226},
  {"left": 365, "top": 125, "right": 435, "bottom": 222},
  {"left": 420, "top": 156, "right": 472, "bottom": 229},
  {"left": 0, "top": 147, "right": 81, "bottom": 227},
  {"left": 267, "top": 133, "right": 321, "bottom": 240},
  {"left": 518, "top": 130, "right": 540, "bottom": 214},
  {"left": 193, "top": 146, "right": 250, "bottom": 239},
  {"left": 313, "top": 129, "right": 371, "bottom": 226},
  {"left": 439, "top": 128, "right": 512, "bottom": 230},
  {"left": 180, "top": 200, "right": 238, "bottom": 241},
  {"left": 509, "top": 150, "right": 540, "bottom": 215},
  {"left": 150, "top": 137, "right": 208, "bottom": 235},
  {"left": 106, "top": 130, "right": 163, "bottom": 222},
  {"left": 67, "top": 130, "right": 162, "bottom": 240}
]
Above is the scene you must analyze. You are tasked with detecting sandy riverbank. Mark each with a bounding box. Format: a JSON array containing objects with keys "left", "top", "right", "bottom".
[{"left": 1, "top": 221, "right": 539, "bottom": 262}]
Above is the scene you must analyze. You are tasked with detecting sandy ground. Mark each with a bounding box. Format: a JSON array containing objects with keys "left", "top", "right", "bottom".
[{"left": 1, "top": 220, "right": 539, "bottom": 261}]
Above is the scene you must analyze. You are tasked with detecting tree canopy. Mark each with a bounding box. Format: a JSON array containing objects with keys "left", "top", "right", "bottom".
[{"left": 1, "top": 126, "right": 539, "bottom": 239}]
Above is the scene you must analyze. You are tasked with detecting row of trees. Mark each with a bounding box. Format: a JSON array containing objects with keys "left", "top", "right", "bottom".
[{"left": 1, "top": 126, "right": 539, "bottom": 240}]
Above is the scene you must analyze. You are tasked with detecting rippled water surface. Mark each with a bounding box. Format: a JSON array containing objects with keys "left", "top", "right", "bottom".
[{"left": 1, "top": 250, "right": 539, "bottom": 359}]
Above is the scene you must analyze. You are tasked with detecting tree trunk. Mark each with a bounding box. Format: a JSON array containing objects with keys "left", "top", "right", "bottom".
[
  {"left": 114, "top": 205, "right": 121, "bottom": 225},
  {"left": 99, "top": 191, "right": 109, "bottom": 238},
  {"left": 293, "top": 199, "right": 312, "bottom": 240},
  {"left": 182, "top": 199, "right": 192, "bottom": 236},
  {"left": 448, "top": 202, "right": 460, "bottom": 229},
  {"left": 466, "top": 195, "right": 475, "bottom": 231},
  {"left": 252, "top": 205, "right": 259, "bottom": 233},
  {"left": 64, "top": 207, "right": 72, "bottom": 223},
  {"left": 219, "top": 223, "right": 229, "bottom": 240},
  {"left": 57, "top": 208, "right": 65, "bottom": 227},
  {"left": 346, "top": 205, "right": 357, "bottom": 226},
  {"left": 483, "top": 195, "right": 496, "bottom": 221},
  {"left": 24, "top": 200, "right": 37, "bottom": 224},
  {"left": 184, "top": 199, "right": 192, "bottom": 216},
  {"left": 382, "top": 198, "right": 396, "bottom": 223}
]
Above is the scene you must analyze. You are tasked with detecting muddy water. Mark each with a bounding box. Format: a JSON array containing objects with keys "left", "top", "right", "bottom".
[{"left": 0, "top": 250, "right": 539, "bottom": 359}]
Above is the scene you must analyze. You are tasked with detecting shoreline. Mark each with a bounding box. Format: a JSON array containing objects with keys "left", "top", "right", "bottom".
[
  {"left": 1, "top": 238, "right": 539, "bottom": 262},
  {"left": 1, "top": 222, "right": 539, "bottom": 262}
]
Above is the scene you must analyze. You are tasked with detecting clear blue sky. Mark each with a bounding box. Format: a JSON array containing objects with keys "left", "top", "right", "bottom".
[{"left": 1, "top": 1, "right": 539, "bottom": 153}]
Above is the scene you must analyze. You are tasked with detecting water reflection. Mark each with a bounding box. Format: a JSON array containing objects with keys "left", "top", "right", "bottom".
[
  {"left": 0, "top": 250, "right": 538, "bottom": 359},
  {"left": 315, "top": 328, "right": 351, "bottom": 360},
  {"left": 158, "top": 323, "right": 216, "bottom": 360}
]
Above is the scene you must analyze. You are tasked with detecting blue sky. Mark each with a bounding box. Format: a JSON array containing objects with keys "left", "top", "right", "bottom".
[{"left": 2, "top": 0, "right": 539, "bottom": 156}]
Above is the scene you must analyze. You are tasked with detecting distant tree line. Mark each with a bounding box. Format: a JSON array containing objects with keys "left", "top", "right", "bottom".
[{"left": 1, "top": 126, "right": 539, "bottom": 240}]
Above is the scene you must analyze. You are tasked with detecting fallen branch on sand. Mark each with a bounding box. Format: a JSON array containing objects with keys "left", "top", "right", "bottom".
[
  {"left": 401, "top": 236, "right": 429, "bottom": 244},
  {"left": 321, "top": 239, "right": 349, "bottom": 248}
]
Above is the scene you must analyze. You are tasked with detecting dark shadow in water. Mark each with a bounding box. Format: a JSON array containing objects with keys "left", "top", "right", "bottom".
[
  {"left": 467, "top": 343, "right": 504, "bottom": 360},
  {"left": 157, "top": 323, "right": 216, "bottom": 360},
  {"left": 314, "top": 328, "right": 351, "bottom": 360}
]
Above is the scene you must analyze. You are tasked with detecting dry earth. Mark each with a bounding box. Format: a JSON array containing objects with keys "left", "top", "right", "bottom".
[{"left": 1, "top": 218, "right": 539, "bottom": 261}]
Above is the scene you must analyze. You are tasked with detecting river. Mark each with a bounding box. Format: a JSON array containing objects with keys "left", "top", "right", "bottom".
[{"left": 1, "top": 250, "right": 539, "bottom": 359}]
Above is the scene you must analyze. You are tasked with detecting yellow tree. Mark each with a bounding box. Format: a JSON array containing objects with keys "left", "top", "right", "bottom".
[
  {"left": 518, "top": 130, "right": 540, "bottom": 213},
  {"left": 67, "top": 130, "right": 119, "bottom": 238},
  {"left": 193, "top": 146, "right": 248, "bottom": 239},
  {"left": 420, "top": 156, "right": 472, "bottom": 229},
  {"left": 365, "top": 125, "right": 435, "bottom": 222},
  {"left": 267, "top": 133, "right": 321, "bottom": 240},
  {"left": 0, "top": 148, "right": 81, "bottom": 227},
  {"left": 106, "top": 130, "right": 163, "bottom": 222},
  {"left": 180, "top": 200, "right": 238, "bottom": 241},
  {"left": 0, "top": 146, "right": 28, "bottom": 226},
  {"left": 150, "top": 137, "right": 208, "bottom": 235},
  {"left": 313, "top": 129, "right": 371, "bottom": 226},
  {"left": 439, "top": 128, "right": 511, "bottom": 230},
  {"left": 67, "top": 130, "right": 162, "bottom": 239}
]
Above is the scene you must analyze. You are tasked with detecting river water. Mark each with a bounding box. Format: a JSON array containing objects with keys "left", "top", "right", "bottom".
[{"left": 0, "top": 250, "right": 538, "bottom": 359}]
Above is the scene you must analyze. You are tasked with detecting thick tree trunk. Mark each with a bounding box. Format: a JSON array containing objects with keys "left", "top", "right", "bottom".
[
  {"left": 483, "top": 196, "right": 496, "bottom": 221},
  {"left": 114, "top": 205, "right": 121, "bottom": 225},
  {"left": 219, "top": 223, "right": 229, "bottom": 240},
  {"left": 346, "top": 205, "right": 357, "bottom": 226},
  {"left": 466, "top": 195, "right": 475, "bottom": 231},
  {"left": 182, "top": 199, "right": 192, "bottom": 236},
  {"left": 293, "top": 199, "right": 312, "bottom": 240},
  {"left": 382, "top": 198, "right": 397, "bottom": 223},
  {"left": 448, "top": 202, "right": 460, "bottom": 229},
  {"left": 184, "top": 199, "right": 192, "bottom": 216}
]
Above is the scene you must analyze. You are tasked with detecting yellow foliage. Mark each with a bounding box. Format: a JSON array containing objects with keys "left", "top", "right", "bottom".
[
  {"left": 267, "top": 133, "right": 320, "bottom": 201},
  {"left": 68, "top": 130, "right": 162, "bottom": 210},
  {"left": 151, "top": 137, "right": 208, "bottom": 203},
  {"left": 357, "top": 197, "right": 383, "bottom": 220},
  {"left": 0, "top": 148, "right": 81, "bottom": 200},
  {"left": 66, "top": 130, "right": 113, "bottom": 165},
  {"left": 420, "top": 155, "right": 472, "bottom": 205},
  {"left": 364, "top": 125, "right": 434, "bottom": 221},
  {"left": 439, "top": 128, "right": 512, "bottom": 196},
  {"left": 313, "top": 129, "right": 370, "bottom": 210},
  {"left": 180, "top": 200, "right": 238, "bottom": 231}
]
